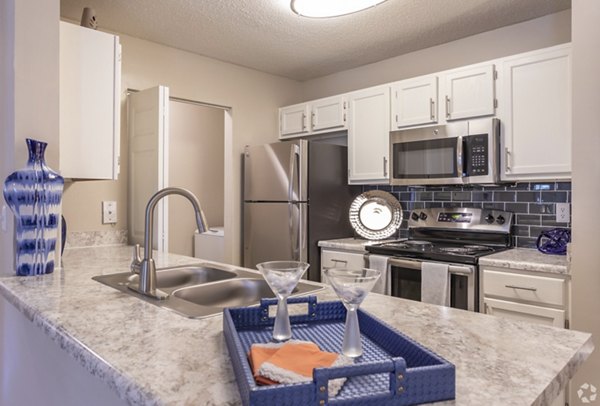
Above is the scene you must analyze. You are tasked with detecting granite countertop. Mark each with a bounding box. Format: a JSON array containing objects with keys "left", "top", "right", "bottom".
[
  {"left": 0, "top": 245, "right": 592, "bottom": 405},
  {"left": 479, "top": 247, "right": 569, "bottom": 275},
  {"left": 318, "top": 237, "right": 398, "bottom": 252}
]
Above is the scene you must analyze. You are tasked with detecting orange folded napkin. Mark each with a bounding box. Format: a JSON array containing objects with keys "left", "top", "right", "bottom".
[{"left": 248, "top": 340, "right": 353, "bottom": 397}]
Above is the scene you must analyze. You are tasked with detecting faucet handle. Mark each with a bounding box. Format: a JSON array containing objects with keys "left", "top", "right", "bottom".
[{"left": 131, "top": 244, "right": 142, "bottom": 274}]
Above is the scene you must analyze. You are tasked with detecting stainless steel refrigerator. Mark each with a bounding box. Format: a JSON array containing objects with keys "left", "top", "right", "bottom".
[{"left": 243, "top": 139, "right": 360, "bottom": 281}]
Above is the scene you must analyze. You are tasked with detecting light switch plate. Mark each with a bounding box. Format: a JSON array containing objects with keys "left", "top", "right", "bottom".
[
  {"left": 102, "top": 201, "right": 117, "bottom": 224},
  {"left": 556, "top": 203, "right": 570, "bottom": 223}
]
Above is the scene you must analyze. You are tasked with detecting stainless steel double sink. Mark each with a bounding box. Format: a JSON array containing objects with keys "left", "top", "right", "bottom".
[{"left": 93, "top": 263, "right": 323, "bottom": 319}]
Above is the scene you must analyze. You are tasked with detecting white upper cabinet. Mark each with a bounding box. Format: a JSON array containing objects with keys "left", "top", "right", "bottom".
[
  {"left": 279, "top": 95, "right": 346, "bottom": 139},
  {"left": 59, "top": 22, "right": 121, "bottom": 180},
  {"left": 499, "top": 44, "right": 571, "bottom": 180},
  {"left": 347, "top": 86, "right": 390, "bottom": 184},
  {"left": 311, "top": 95, "right": 347, "bottom": 132},
  {"left": 442, "top": 64, "right": 496, "bottom": 121},
  {"left": 391, "top": 75, "right": 438, "bottom": 129},
  {"left": 279, "top": 104, "right": 310, "bottom": 137}
]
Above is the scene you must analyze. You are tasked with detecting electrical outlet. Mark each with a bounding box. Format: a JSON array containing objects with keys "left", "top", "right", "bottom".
[
  {"left": 102, "top": 201, "right": 117, "bottom": 224},
  {"left": 556, "top": 203, "right": 570, "bottom": 223}
]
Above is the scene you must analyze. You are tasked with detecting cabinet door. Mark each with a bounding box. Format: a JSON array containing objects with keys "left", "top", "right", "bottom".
[
  {"left": 347, "top": 86, "right": 391, "bottom": 184},
  {"left": 311, "top": 96, "right": 347, "bottom": 132},
  {"left": 500, "top": 45, "right": 571, "bottom": 180},
  {"left": 444, "top": 64, "right": 495, "bottom": 121},
  {"left": 392, "top": 76, "right": 437, "bottom": 128},
  {"left": 321, "top": 249, "right": 365, "bottom": 283},
  {"left": 484, "top": 297, "right": 565, "bottom": 328},
  {"left": 59, "top": 22, "right": 121, "bottom": 180},
  {"left": 279, "top": 104, "right": 309, "bottom": 138}
]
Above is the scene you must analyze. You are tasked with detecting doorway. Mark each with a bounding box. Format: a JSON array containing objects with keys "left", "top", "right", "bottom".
[{"left": 127, "top": 86, "right": 230, "bottom": 259}]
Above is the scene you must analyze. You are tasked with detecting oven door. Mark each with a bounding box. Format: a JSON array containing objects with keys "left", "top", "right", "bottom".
[{"left": 388, "top": 257, "right": 477, "bottom": 311}]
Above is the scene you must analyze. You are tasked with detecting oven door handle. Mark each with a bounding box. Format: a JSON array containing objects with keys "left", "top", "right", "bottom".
[{"left": 388, "top": 257, "right": 473, "bottom": 276}]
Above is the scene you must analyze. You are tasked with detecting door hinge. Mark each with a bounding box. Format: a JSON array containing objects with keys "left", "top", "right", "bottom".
[
  {"left": 565, "top": 319, "right": 570, "bottom": 329},
  {"left": 494, "top": 99, "right": 498, "bottom": 109}
]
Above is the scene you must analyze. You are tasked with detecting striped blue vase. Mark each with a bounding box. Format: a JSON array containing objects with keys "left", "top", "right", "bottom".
[{"left": 3, "top": 139, "right": 64, "bottom": 276}]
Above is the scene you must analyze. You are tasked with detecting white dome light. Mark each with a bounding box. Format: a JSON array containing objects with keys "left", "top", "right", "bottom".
[{"left": 291, "top": 0, "right": 388, "bottom": 18}]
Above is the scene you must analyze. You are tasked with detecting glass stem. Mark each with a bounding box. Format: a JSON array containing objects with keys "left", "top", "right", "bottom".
[
  {"left": 272, "top": 297, "right": 292, "bottom": 341},
  {"left": 343, "top": 306, "right": 362, "bottom": 357}
]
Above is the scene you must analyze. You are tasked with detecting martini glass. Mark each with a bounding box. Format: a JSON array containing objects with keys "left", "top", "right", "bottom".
[
  {"left": 324, "top": 268, "right": 381, "bottom": 358},
  {"left": 257, "top": 261, "right": 309, "bottom": 342}
]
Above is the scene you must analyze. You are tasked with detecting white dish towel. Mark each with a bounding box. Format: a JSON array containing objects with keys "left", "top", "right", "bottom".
[
  {"left": 421, "top": 262, "right": 450, "bottom": 306},
  {"left": 367, "top": 255, "right": 391, "bottom": 295}
]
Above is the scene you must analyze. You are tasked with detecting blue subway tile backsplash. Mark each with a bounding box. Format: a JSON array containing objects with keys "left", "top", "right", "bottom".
[{"left": 362, "top": 182, "right": 571, "bottom": 248}]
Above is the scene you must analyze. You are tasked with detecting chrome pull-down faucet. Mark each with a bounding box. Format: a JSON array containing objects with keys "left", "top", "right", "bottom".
[{"left": 129, "top": 187, "right": 209, "bottom": 299}]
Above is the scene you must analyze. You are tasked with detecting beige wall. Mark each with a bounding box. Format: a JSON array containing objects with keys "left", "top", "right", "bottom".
[
  {"left": 301, "top": 10, "right": 571, "bottom": 100},
  {"left": 168, "top": 101, "right": 224, "bottom": 257},
  {"left": 0, "top": 0, "right": 60, "bottom": 276},
  {"left": 570, "top": 1, "right": 600, "bottom": 403},
  {"left": 61, "top": 33, "right": 303, "bottom": 264}
]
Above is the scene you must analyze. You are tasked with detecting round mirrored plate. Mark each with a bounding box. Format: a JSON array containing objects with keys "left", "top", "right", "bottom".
[{"left": 349, "top": 190, "right": 403, "bottom": 240}]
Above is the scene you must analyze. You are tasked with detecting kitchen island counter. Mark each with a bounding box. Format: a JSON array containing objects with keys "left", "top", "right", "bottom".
[{"left": 0, "top": 245, "right": 592, "bottom": 405}]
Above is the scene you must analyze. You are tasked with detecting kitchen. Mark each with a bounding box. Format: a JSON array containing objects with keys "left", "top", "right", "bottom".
[{"left": 0, "top": 1, "right": 599, "bottom": 405}]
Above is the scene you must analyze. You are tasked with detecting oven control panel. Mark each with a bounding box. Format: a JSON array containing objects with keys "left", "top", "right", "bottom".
[{"left": 438, "top": 212, "right": 473, "bottom": 223}]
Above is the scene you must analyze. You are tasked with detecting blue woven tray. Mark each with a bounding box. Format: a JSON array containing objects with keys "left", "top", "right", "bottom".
[{"left": 223, "top": 296, "right": 455, "bottom": 406}]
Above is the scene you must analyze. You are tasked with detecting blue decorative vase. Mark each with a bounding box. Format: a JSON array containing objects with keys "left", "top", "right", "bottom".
[{"left": 3, "top": 139, "right": 64, "bottom": 276}]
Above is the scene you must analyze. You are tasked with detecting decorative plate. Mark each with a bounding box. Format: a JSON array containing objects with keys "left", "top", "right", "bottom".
[{"left": 349, "top": 190, "right": 403, "bottom": 240}]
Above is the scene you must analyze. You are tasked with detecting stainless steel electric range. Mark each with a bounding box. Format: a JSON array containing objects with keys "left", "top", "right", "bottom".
[{"left": 366, "top": 207, "right": 513, "bottom": 312}]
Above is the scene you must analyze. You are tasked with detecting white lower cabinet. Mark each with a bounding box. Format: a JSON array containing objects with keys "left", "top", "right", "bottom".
[
  {"left": 482, "top": 266, "right": 569, "bottom": 406},
  {"left": 320, "top": 248, "right": 365, "bottom": 283}
]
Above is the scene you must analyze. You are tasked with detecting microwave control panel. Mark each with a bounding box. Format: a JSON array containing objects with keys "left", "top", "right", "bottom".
[{"left": 463, "top": 134, "right": 489, "bottom": 176}]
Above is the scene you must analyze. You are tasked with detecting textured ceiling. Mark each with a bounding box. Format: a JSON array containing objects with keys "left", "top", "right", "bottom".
[{"left": 60, "top": 0, "right": 571, "bottom": 81}]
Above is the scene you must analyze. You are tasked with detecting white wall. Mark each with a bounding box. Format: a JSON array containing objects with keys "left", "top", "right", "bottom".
[
  {"left": 168, "top": 101, "right": 224, "bottom": 257},
  {"left": 0, "top": 0, "right": 60, "bottom": 276},
  {"left": 301, "top": 10, "right": 571, "bottom": 100},
  {"left": 570, "top": 1, "right": 600, "bottom": 404}
]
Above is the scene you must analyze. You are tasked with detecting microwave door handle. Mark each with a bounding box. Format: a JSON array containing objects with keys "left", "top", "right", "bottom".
[{"left": 456, "top": 136, "right": 464, "bottom": 178}]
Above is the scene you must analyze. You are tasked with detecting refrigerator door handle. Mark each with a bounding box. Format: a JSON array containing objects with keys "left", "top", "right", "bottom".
[
  {"left": 288, "top": 144, "right": 300, "bottom": 202},
  {"left": 288, "top": 202, "right": 298, "bottom": 260},
  {"left": 299, "top": 203, "right": 307, "bottom": 263},
  {"left": 288, "top": 202, "right": 305, "bottom": 261}
]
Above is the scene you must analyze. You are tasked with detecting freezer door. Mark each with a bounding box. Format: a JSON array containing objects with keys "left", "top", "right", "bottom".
[
  {"left": 243, "top": 202, "right": 307, "bottom": 269},
  {"left": 244, "top": 140, "right": 308, "bottom": 202}
]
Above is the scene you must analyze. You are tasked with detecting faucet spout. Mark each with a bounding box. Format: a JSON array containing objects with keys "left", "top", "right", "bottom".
[{"left": 130, "top": 187, "right": 209, "bottom": 299}]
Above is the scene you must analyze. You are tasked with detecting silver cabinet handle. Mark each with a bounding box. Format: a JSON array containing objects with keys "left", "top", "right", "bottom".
[
  {"left": 505, "top": 284, "right": 537, "bottom": 292},
  {"left": 505, "top": 148, "right": 511, "bottom": 172},
  {"left": 331, "top": 259, "right": 348, "bottom": 265},
  {"left": 302, "top": 113, "right": 307, "bottom": 130},
  {"left": 383, "top": 156, "right": 388, "bottom": 177},
  {"left": 429, "top": 98, "right": 435, "bottom": 121},
  {"left": 311, "top": 111, "right": 316, "bottom": 129},
  {"left": 445, "top": 95, "right": 451, "bottom": 119}
]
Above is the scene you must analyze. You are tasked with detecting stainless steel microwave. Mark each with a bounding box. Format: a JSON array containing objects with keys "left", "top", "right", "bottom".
[{"left": 389, "top": 118, "right": 501, "bottom": 186}]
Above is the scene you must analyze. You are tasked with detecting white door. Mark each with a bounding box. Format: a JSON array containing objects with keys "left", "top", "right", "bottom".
[
  {"left": 443, "top": 64, "right": 495, "bottom": 120},
  {"left": 311, "top": 96, "right": 347, "bottom": 132},
  {"left": 127, "top": 86, "right": 170, "bottom": 252},
  {"left": 500, "top": 45, "right": 571, "bottom": 180},
  {"left": 279, "top": 104, "right": 310, "bottom": 138},
  {"left": 347, "top": 85, "right": 391, "bottom": 184},
  {"left": 392, "top": 75, "right": 438, "bottom": 128}
]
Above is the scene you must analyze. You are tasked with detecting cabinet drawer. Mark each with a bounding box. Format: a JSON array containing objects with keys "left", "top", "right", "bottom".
[
  {"left": 483, "top": 269, "right": 565, "bottom": 306},
  {"left": 321, "top": 250, "right": 365, "bottom": 283}
]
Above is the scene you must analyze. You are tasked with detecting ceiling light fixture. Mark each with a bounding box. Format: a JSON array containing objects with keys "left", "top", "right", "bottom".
[{"left": 290, "top": 0, "right": 388, "bottom": 18}]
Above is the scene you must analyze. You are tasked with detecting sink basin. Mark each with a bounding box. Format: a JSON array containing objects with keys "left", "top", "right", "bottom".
[
  {"left": 93, "top": 263, "right": 323, "bottom": 319},
  {"left": 127, "top": 265, "right": 236, "bottom": 290},
  {"left": 173, "top": 278, "right": 289, "bottom": 308}
]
